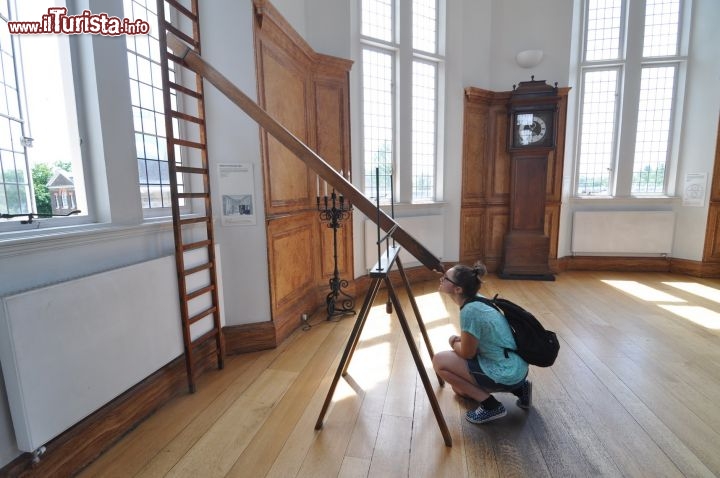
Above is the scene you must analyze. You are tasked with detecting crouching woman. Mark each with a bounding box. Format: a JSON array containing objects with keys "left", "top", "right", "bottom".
[{"left": 432, "top": 262, "right": 532, "bottom": 424}]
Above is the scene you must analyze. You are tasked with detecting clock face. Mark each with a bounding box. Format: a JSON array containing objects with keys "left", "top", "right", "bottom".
[{"left": 512, "top": 110, "right": 554, "bottom": 148}]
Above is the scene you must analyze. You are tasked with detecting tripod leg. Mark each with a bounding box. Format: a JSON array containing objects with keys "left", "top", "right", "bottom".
[
  {"left": 396, "top": 256, "right": 445, "bottom": 386},
  {"left": 316, "top": 278, "right": 382, "bottom": 430},
  {"left": 385, "top": 278, "right": 452, "bottom": 447}
]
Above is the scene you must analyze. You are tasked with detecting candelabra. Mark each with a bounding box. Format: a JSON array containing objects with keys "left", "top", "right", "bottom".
[{"left": 317, "top": 190, "right": 356, "bottom": 320}]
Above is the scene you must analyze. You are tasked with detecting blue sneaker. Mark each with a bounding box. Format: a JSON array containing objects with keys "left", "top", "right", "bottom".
[
  {"left": 515, "top": 380, "right": 532, "bottom": 409},
  {"left": 465, "top": 404, "right": 507, "bottom": 424}
]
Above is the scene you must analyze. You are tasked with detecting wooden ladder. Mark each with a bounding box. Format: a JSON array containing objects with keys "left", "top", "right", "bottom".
[{"left": 157, "top": 0, "right": 224, "bottom": 393}]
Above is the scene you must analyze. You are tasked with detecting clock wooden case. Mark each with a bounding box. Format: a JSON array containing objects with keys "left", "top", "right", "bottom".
[
  {"left": 508, "top": 78, "right": 559, "bottom": 151},
  {"left": 500, "top": 78, "right": 561, "bottom": 280}
]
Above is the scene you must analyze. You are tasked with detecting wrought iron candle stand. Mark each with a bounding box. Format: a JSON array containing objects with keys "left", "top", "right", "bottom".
[{"left": 317, "top": 190, "right": 356, "bottom": 320}]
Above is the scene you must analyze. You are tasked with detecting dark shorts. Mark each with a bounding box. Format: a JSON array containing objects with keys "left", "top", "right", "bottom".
[{"left": 466, "top": 358, "right": 525, "bottom": 392}]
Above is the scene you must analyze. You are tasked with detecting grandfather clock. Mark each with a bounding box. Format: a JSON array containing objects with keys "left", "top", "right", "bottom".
[{"left": 499, "top": 78, "right": 560, "bottom": 281}]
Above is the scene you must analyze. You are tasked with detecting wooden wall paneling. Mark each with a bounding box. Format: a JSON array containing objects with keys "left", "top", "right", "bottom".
[
  {"left": 314, "top": 54, "right": 352, "bottom": 173},
  {"left": 256, "top": 43, "right": 315, "bottom": 214},
  {"left": 459, "top": 207, "right": 485, "bottom": 263},
  {"left": 485, "top": 206, "right": 510, "bottom": 271},
  {"left": 461, "top": 88, "right": 492, "bottom": 205},
  {"left": 313, "top": 57, "right": 354, "bottom": 285},
  {"left": 254, "top": 0, "right": 354, "bottom": 341},
  {"left": 704, "top": 204, "right": 720, "bottom": 261},
  {"left": 545, "top": 204, "right": 561, "bottom": 265},
  {"left": 487, "top": 97, "right": 512, "bottom": 201},
  {"left": 266, "top": 212, "right": 320, "bottom": 341},
  {"left": 703, "top": 115, "right": 720, "bottom": 262},
  {"left": 546, "top": 88, "right": 570, "bottom": 201}
]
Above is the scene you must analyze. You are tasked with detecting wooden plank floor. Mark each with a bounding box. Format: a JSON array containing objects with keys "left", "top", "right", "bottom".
[{"left": 79, "top": 271, "right": 720, "bottom": 477}]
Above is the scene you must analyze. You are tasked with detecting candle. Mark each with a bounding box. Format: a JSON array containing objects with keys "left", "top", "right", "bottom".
[
  {"left": 316, "top": 175, "right": 320, "bottom": 197},
  {"left": 324, "top": 180, "right": 328, "bottom": 196}
]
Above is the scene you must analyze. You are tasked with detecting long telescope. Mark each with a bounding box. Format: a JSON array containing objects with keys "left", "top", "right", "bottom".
[{"left": 166, "top": 33, "right": 444, "bottom": 273}]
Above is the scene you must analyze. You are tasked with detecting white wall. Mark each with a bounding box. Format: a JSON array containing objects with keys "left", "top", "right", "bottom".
[
  {"left": 201, "top": 0, "right": 272, "bottom": 325},
  {"left": 671, "top": 0, "right": 720, "bottom": 260},
  {"left": 487, "top": 0, "right": 574, "bottom": 92}
]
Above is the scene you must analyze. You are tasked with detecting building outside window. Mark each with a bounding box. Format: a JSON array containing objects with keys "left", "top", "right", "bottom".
[{"left": 0, "top": 0, "right": 87, "bottom": 227}]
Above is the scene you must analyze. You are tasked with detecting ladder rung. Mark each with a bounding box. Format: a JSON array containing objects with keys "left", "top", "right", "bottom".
[
  {"left": 186, "top": 285, "right": 215, "bottom": 301},
  {"left": 178, "top": 192, "right": 209, "bottom": 199},
  {"left": 165, "top": 0, "right": 196, "bottom": 22},
  {"left": 184, "top": 262, "right": 213, "bottom": 276},
  {"left": 191, "top": 328, "right": 219, "bottom": 347},
  {"left": 171, "top": 110, "right": 204, "bottom": 125},
  {"left": 183, "top": 240, "right": 212, "bottom": 251},
  {"left": 179, "top": 216, "right": 210, "bottom": 226},
  {"left": 166, "top": 24, "right": 198, "bottom": 49},
  {"left": 189, "top": 306, "right": 217, "bottom": 325},
  {"left": 176, "top": 166, "right": 208, "bottom": 175},
  {"left": 169, "top": 81, "right": 201, "bottom": 99},
  {"left": 172, "top": 138, "right": 206, "bottom": 150}
]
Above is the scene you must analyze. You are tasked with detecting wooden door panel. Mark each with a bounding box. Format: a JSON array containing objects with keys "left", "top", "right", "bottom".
[
  {"left": 486, "top": 207, "right": 509, "bottom": 265},
  {"left": 460, "top": 208, "right": 485, "bottom": 262},
  {"left": 461, "top": 98, "right": 490, "bottom": 204},
  {"left": 260, "top": 46, "right": 311, "bottom": 210},
  {"left": 314, "top": 82, "right": 346, "bottom": 172},
  {"left": 489, "top": 106, "right": 511, "bottom": 200},
  {"left": 268, "top": 215, "right": 316, "bottom": 309}
]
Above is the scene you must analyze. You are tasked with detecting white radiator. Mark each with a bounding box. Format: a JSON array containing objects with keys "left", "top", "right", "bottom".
[
  {"left": 571, "top": 211, "right": 675, "bottom": 256},
  {"left": 364, "top": 215, "right": 444, "bottom": 270},
  {"left": 0, "top": 253, "right": 219, "bottom": 453}
]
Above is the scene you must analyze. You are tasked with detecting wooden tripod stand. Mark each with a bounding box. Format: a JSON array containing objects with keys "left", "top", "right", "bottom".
[{"left": 314, "top": 246, "right": 452, "bottom": 447}]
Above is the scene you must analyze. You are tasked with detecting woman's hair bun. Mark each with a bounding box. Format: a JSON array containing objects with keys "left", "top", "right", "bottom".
[{"left": 472, "top": 261, "right": 487, "bottom": 278}]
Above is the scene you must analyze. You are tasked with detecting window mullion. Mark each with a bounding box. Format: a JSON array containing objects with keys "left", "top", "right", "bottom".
[
  {"left": 397, "top": 0, "right": 412, "bottom": 203},
  {"left": 615, "top": 0, "right": 646, "bottom": 196}
]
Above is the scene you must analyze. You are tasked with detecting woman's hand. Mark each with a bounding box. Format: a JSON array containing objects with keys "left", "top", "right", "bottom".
[{"left": 453, "top": 332, "right": 479, "bottom": 359}]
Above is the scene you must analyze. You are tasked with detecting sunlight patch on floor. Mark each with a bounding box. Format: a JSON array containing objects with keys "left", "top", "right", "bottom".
[
  {"left": 332, "top": 373, "right": 361, "bottom": 401},
  {"left": 663, "top": 281, "right": 720, "bottom": 304},
  {"left": 602, "top": 280, "right": 686, "bottom": 302},
  {"left": 357, "top": 304, "right": 393, "bottom": 341},
  {"left": 657, "top": 305, "right": 720, "bottom": 330},
  {"left": 350, "top": 341, "right": 393, "bottom": 390},
  {"left": 413, "top": 291, "right": 450, "bottom": 324}
]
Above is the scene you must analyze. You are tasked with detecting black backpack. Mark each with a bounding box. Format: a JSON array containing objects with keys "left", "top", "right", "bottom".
[{"left": 464, "top": 295, "right": 559, "bottom": 367}]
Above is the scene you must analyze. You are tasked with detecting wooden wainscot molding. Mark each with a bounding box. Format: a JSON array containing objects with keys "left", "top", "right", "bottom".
[
  {"left": 559, "top": 256, "right": 671, "bottom": 272},
  {"left": 223, "top": 322, "right": 278, "bottom": 354},
  {"left": 670, "top": 258, "right": 720, "bottom": 278}
]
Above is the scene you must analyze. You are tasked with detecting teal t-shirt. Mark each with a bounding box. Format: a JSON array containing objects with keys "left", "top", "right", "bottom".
[{"left": 460, "top": 296, "right": 528, "bottom": 385}]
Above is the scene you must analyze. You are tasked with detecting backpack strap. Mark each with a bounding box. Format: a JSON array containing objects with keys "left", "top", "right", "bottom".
[{"left": 460, "top": 294, "right": 496, "bottom": 310}]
